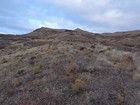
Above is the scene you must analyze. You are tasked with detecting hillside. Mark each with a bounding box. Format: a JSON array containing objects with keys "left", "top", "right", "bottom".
[{"left": 0, "top": 27, "right": 140, "bottom": 105}]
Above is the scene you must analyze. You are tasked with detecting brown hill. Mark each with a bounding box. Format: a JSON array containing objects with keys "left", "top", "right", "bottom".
[{"left": 0, "top": 27, "right": 140, "bottom": 105}]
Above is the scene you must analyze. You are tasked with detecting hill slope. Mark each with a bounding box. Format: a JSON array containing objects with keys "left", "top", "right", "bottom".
[{"left": 0, "top": 27, "right": 140, "bottom": 105}]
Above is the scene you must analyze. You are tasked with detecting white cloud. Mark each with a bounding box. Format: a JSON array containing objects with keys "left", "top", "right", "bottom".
[
  {"left": 28, "top": 17, "right": 90, "bottom": 31},
  {"left": 40, "top": 0, "right": 140, "bottom": 32}
]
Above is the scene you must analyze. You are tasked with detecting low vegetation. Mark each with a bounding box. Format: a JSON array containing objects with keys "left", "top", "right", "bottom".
[
  {"left": 32, "top": 64, "right": 43, "bottom": 74},
  {"left": 32, "top": 78, "right": 41, "bottom": 86},
  {"left": 83, "top": 48, "right": 93, "bottom": 57},
  {"left": 71, "top": 78, "right": 85, "bottom": 93},
  {"left": 11, "top": 78, "right": 21, "bottom": 87},
  {"left": 133, "top": 73, "right": 140, "bottom": 82},
  {"left": 66, "top": 63, "right": 79, "bottom": 75},
  {"left": 117, "top": 92, "right": 125, "bottom": 104}
]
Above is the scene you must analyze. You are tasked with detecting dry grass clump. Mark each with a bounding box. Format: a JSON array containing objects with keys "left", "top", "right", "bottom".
[
  {"left": 117, "top": 63, "right": 127, "bottom": 70},
  {"left": 133, "top": 72, "right": 140, "bottom": 82},
  {"left": 105, "top": 51, "right": 119, "bottom": 65},
  {"left": 117, "top": 93, "right": 125, "bottom": 104},
  {"left": 66, "top": 63, "right": 79, "bottom": 81},
  {"left": 71, "top": 78, "right": 85, "bottom": 93},
  {"left": 83, "top": 49, "right": 93, "bottom": 57},
  {"left": 66, "top": 63, "right": 79, "bottom": 75},
  {"left": 46, "top": 46, "right": 56, "bottom": 55},
  {"left": 86, "top": 65, "right": 95, "bottom": 73},
  {"left": 11, "top": 58, "right": 25, "bottom": 70},
  {"left": 52, "top": 58, "right": 60, "bottom": 65},
  {"left": 32, "top": 78, "right": 41, "bottom": 86},
  {"left": 105, "top": 51, "right": 133, "bottom": 67},
  {"left": 123, "top": 54, "right": 133, "bottom": 64},
  {"left": 105, "top": 51, "right": 112, "bottom": 57},
  {"left": 114, "top": 54, "right": 133, "bottom": 70},
  {"left": 58, "top": 45, "right": 70, "bottom": 52},
  {"left": 11, "top": 78, "right": 21, "bottom": 87},
  {"left": 85, "top": 91, "right": 95, "bottom": 101},
  {"left": 32, "top": 64, "right": 43, "bottom": 74}
]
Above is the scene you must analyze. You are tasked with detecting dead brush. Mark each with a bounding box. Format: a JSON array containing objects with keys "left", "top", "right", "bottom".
[
  {"left": 66, "top": 63, "right": 79, "bottom": 81},
  {"left": 83, "top": 48, "right": 93, "bottom": 57},
  {"left": 123, "top": 54, "right": 133, "bottom": 64}
]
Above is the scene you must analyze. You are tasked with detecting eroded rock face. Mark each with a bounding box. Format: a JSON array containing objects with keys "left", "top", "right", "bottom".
[{"left": 0, "top": 27, "right": 140, "bottom": 105}]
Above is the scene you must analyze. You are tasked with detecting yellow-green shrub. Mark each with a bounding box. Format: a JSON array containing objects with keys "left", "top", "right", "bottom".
[{"left": 71, "top": 78, "right": 84, "bottom": 93}]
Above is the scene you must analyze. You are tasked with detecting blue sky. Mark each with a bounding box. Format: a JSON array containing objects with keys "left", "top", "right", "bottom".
[{"left": 0, "top": 0, "right": 140, "bottom": 34}]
